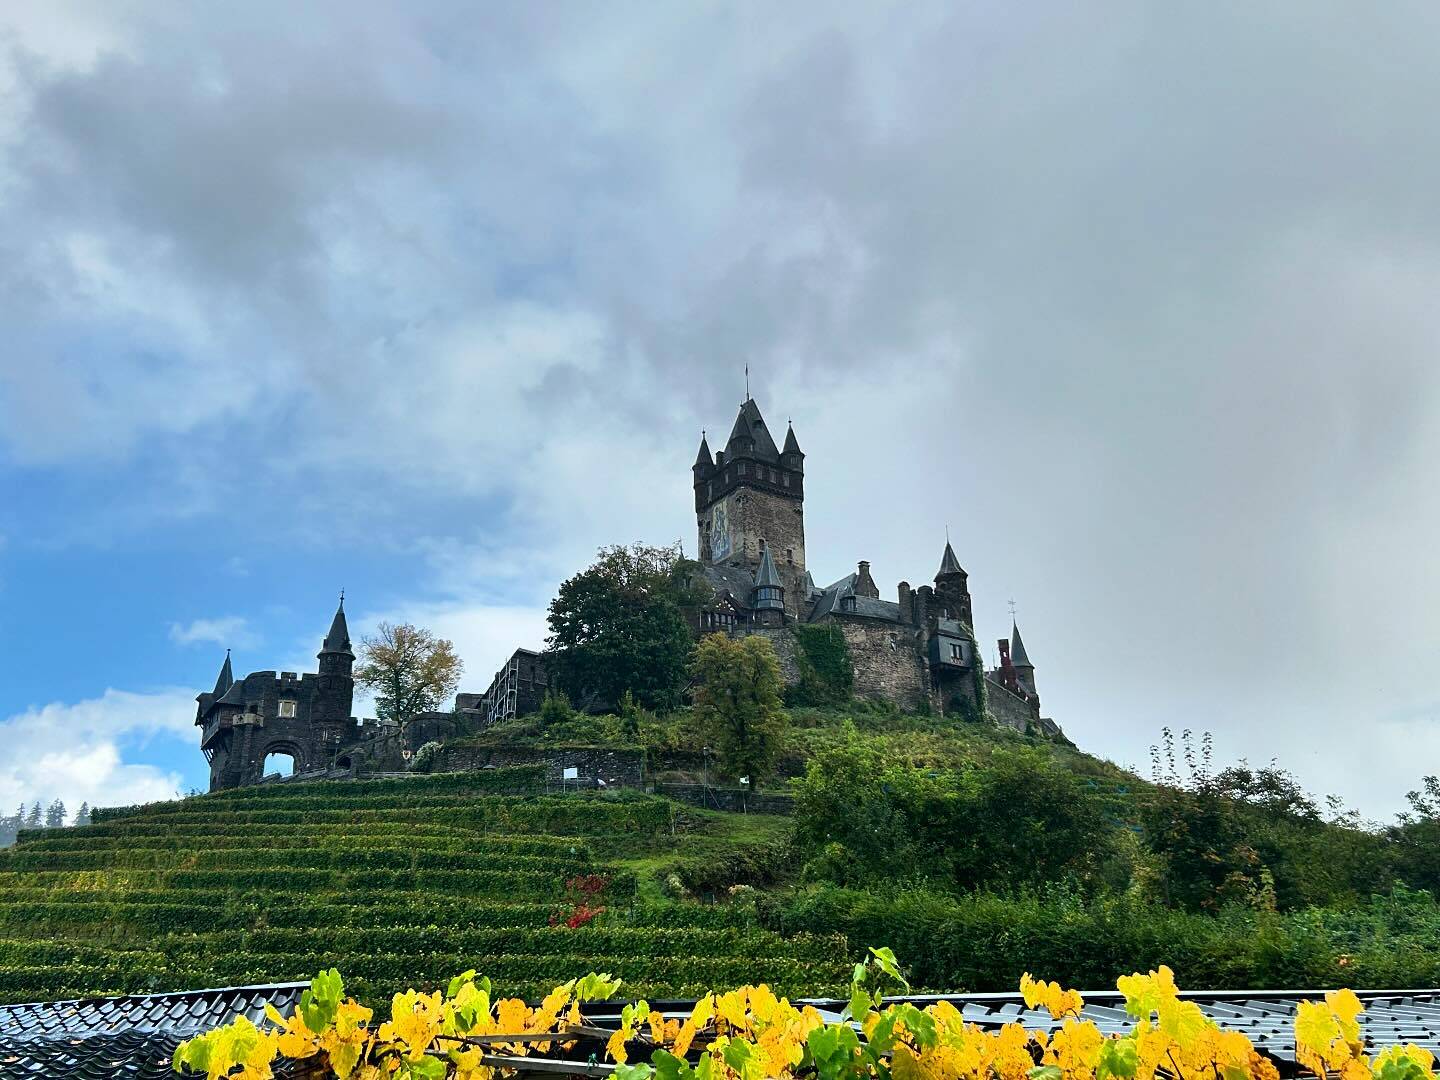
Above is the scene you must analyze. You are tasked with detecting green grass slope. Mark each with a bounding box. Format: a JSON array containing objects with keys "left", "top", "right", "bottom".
[{"left": 0, "top": 769, "right": 846, "bottom": 1006}]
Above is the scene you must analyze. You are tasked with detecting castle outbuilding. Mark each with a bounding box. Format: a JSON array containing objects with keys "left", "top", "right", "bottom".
[
  {"left": 196, "top": 600, "right": 365, "bottom": 790},
  {"left": 692, "top": 395, "right": 1059, "bottom": 736}
]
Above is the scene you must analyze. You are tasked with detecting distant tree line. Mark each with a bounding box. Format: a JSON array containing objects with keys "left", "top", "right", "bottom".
[{"left": 0, "top": 800, "right": 92, "bottom": 848}]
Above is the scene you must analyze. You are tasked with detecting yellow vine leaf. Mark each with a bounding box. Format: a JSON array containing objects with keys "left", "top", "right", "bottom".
[{"left": 1020, "top": 972, "right": 1085, "bottom": 1019}]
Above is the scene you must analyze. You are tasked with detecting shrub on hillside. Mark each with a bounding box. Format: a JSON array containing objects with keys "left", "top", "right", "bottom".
[{"left": 792, "top": 730, "right": 1112, "bottom": 892}]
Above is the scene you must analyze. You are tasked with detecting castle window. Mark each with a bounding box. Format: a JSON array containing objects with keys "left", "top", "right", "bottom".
[
  {"left": 739, "top": 462, "right": 747, "bottom": 476},
  {"left": 782, "top": 474, "right": 791, "bottom": 488},
  {"left": 278, "top": 700, "right": 297, "bottom": 718},
  {"left": 786, "top": 548, "right": 793, "bottom": 562},
  {"left": 950, "top": 643, "right": 963, "bottom": 660}
]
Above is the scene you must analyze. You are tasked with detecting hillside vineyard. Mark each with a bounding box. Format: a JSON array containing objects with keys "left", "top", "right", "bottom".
[{"left": 0, "top": 771, "right": 845, "bottom": 1006}]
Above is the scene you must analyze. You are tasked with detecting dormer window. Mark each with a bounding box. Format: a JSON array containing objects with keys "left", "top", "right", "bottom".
[{"left": 278, "top": 700, "right": 297, "bottom": 718}]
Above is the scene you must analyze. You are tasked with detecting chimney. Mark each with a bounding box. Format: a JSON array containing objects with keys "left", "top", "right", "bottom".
[
  {"left": 855, "top": 560, "right": 879, "bottom": 599},
  {"left": 898, "top": 581, "right": 913, "bottom": 624}
]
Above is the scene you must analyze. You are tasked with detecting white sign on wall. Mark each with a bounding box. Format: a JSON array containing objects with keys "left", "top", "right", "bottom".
[{"left": 563, "top": 766, "right": 579, "bottom": 781}]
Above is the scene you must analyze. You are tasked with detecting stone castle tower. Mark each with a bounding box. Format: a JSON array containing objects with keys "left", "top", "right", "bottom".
[
  {"left": 689, "top": 394, "right": 1060, "bottom": 737},
  {"left": 195, "top": 599, "right": 360, "bottom": 790},
  {"left": 693, "top": 396, "right": 809, "bottom": 617}
]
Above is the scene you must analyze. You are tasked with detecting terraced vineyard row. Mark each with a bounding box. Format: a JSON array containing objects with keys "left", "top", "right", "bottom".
[{"left": 0, "top": 770, "right": 847, "bottom": 1005}]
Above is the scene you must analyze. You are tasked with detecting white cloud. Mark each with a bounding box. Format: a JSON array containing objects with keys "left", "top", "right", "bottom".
[
  {"left": 0, "top": 688, "right": 197, "bottom": 814},
  {"left": 168, "top": 615, "right": 259, "bottom": 649}
]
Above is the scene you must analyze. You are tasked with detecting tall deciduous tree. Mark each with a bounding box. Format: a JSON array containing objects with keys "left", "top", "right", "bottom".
[
  {"left": 546, "top": 543, "right": 701, "bottom": 711},
  {"left": 691, "top": 632, "right": 787, "bottom": 785},
  {"left": 354, "top": 622, "right": 463, "bottom": 725}
]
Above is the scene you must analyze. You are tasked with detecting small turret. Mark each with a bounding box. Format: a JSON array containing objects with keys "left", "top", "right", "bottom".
[
  {"left": 318, "top": 595, "right": 355, "bottom": 676},
  {"left": 781, "top": 422, "right": 804, "bottom": 472},
  {"left": 1010, "top": 620, "right": 1037, "bottom": 703},
  {"left": 933, "top": 540, "right": 973, "bottom": 625},
  {"left": 751, "top": 545, "right": 785, "bottom": 622}
]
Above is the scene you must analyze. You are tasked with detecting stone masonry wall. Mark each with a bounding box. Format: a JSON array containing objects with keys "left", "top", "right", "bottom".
[
  {"left": 744, "top": 626, "right": 802, "bottom": 685},
  {"left": 832, "top": 618, "right": 928, "bottom": 709},
  {"left": 983, "top": 677, "right": 1037, "bottom": 734},
  {"left": 437, "top": 744, "right": 645, "bottom": 788}
]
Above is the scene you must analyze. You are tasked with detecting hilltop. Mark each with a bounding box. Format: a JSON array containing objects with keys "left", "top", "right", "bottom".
[{"left": 9, "top": 703, "right": 1440, "bottom": 1005}]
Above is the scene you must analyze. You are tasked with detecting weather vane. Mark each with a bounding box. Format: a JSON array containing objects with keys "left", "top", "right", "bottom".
[{"left": 1008, "top": 597, "right": 1018, "bottom": 618}]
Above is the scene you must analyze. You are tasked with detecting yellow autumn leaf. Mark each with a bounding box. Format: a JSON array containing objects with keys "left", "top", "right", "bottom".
[
  {"left": 1326, "top": 988, "right": 1364, "bottom": 1044},
  {"left": 1295, "top": 1000, "right": 1342, "bottom": 1055},
  {"left": 606, "top": 1026, "right": 630, "bottom": 1064}
]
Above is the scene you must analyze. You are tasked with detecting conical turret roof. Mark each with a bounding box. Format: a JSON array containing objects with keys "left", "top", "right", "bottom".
[
  {"left": 694, "top": 433, "right": 712, "bottom": 467},
  {"left": 1010, "top": 620, "right": 1033, "bottom": 668},
  {"left": 320, "top": 598, "right": 354, "bottom": 658},
  {"left": 754, "top": 545, "right": 782, "bottom": 589},
  {"left": 782, "top": 422, "right": 802, "bottom": 456},
  {"left": 212, "top": 651, "right": 234, "bottom": 696},
  {"left": 936, "top": 541, "right": 965, "bottom": 578},
  {"left": 725, "top": 399, "right": 780, "bottom": 461}
]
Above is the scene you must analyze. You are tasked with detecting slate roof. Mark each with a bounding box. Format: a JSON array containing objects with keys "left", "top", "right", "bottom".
[
  {"left": 754, "top": 547, "right": 782, "bottom": 589},
  {"left": 724, "top": 399, "right": 781, "bottom": 462},
  {"left": 211, "top": 652, "right": 233, "bottom": 697},
  {"left": 937, "top": 540, "right": 964, "bottom": 578},
  {"left": 0, "top": 982, "right": 309, "bottom": 1079},
  {"left": 807, "top": 573, "right": 903, "bottom": 624},
  {"left": 1010, "top": 620, "right": 1033, "bottom": 667},
  {"left": 782, "top": 422, "right": 802, "bottom": 457},
  {"left": 320, "top": 598, "right": 353, "bottom": 658},
  {"left": 698, "top": 563, "right": 759, "bottom": 604}
]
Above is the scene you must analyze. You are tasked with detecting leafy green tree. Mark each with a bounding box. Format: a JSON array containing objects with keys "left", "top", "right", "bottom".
[
  {"left": 73, "top": 802, "right": 91, "bottom": 827},
  {"left": 691, "top": 633, "right": 788, "bottom": 785},
  {"left": 354, "top": 622, "right": 463, "bottom": 725},
  {"left": 546, "top": 543, "right": 700, "bottom": 711},
  {"left": 25, "top": 802, "right": 41, "bottom": 828},
  {"left": 44, "top": 800, "right": 66, "bottom": 828}
]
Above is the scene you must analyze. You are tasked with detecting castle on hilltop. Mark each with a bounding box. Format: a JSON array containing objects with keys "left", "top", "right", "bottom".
[
  {"left": 197, "top": 394, "right": 1059, "bottom": 789},
  {"left": 687, "top": 395, "right": 1058, "bottom": 736}
]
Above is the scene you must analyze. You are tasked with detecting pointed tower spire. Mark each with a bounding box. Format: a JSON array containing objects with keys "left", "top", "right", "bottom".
[
  {"left": 694, "top": 431, "right": 712, "bottom": 468},
  {"left": 725, "top": 398, "right": 780, "bottom": 461},
  {"left": 212, "top": 650, "right": 234, "bottom": 696},
  {"left": 937, "top": 540, "right": 964, "bottom": 579},
  {"left": 782, "top": 420, "right": 802, "bottom": 457},
  {"left": 1010, "top": 620, "right": 1033, "bottom": 669},
  {"left": 320, "top": 594, "right": 354, "bottom": 659}
]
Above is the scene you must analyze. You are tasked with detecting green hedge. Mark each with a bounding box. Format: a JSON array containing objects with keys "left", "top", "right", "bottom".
[
  {"left": 90, "top": 768, "right": 550, "bottom": 822},
  {"left": 764, "top": 886, "right": 1440, "bottom": 992},
  {"left": 12, "top": 831, "right": 588, "bottom": 858},
  {"left": 0, "top": 847, "right": 596, "bottom": 874},
  {"left": 0, "top": 951, "right": 850, "bottom": 1007},
  {"left": 0, "top": 867, "right": 637, "bottom": 899},
  {"left": 0, "top": 897, "right": 761, "bottom": 937},
  {"left": 80, "top": 800, "right": 676, "bottom": 835}
]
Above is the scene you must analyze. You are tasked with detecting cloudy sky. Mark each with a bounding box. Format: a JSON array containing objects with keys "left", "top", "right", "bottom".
[{"left": 3, "top": 2, "right": 1440, "bottom": 820}]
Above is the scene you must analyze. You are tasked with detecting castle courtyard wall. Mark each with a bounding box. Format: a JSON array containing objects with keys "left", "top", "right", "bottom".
[{"left": 832, "top": 618, "right": 928, "bottom": 709}]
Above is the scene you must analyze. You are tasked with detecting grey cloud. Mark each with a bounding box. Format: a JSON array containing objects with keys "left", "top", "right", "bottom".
[{"left": 2, "top": 3, "right": 1440, "bottom": 813}]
